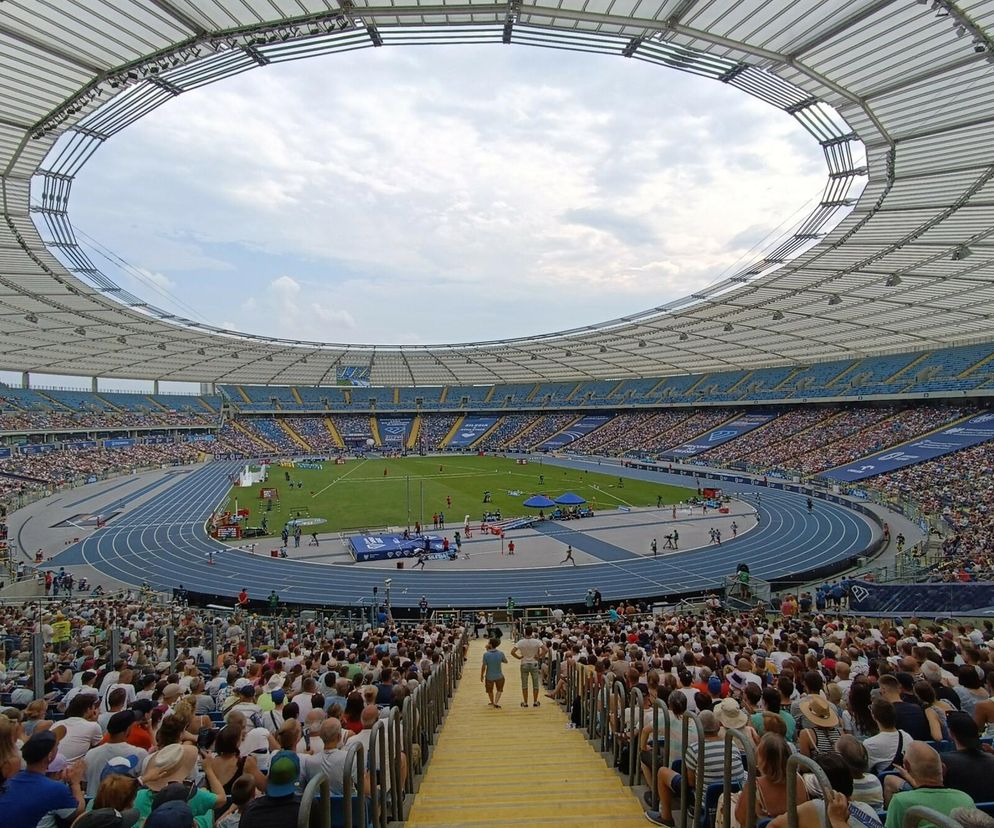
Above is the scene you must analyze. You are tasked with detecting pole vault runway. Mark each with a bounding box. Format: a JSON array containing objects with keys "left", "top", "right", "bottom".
[{"left": 48, "top": 458, "right": 874, "bottom": 608}]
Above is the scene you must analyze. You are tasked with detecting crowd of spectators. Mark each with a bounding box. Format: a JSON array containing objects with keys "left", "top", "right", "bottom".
[
  {"left": 705, "top": 408, "right": 836, "bottom": 463},
  {"left": 329, "top": 416, "right": 372, "bottom": 441},
  {"left": 653, "top": 409, "right": 736, "bottom": 453},
  {"left": 213, "top": 425, "right": 271, "bottom": 458},
  {"left": 506, "top": 412, "right": 578, "bottom": 450},
  {"left": 477, "top": 414, "right": 538, "bottom": 451},
  {"left": 238, "top": 421, "right": 298, "bottom": 455},
  {"left": 0, "top": 596, "right": 464, "bottom": 827},
  {"left": 570, "top": 411, "right": 688, "bottom": 454},
  {"left": 417, "top": 414, "right": 459, "bottom": 451},
  {"left": 0, "top": 443, "right": 201, "bottom": 505},
  {"left": 537, "top": 605, "right": 994, "bottom": 826},
  {"left": 281, "top": 418, "right": 339, "bottom": 454},
  {"left": 867, "top": 441, "right": 994, "bottom": 583},
  {"left": 793, "top": 407, "right": 967, "bottom": 475},
  {"left": 0, "top": 398, "right": 218, "bottom": 435}
]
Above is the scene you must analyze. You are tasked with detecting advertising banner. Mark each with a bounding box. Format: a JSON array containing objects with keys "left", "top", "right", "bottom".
[
  {"left": 447, "top": 415, "right": 499, "bottom": 448},
  {"left": 660, "top": 413, "right": 777, "bottom": 459},
  {"left": 539, "top": 415, "right": 613, "bottom": 450},
  {"left": 378, "top": 417, "right": 412, "bottom": 446},
  {"left": 821, "top": 411, "right": 994, "bottom": 482}
]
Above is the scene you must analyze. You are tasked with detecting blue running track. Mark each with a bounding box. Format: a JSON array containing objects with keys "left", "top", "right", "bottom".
[{"left": 48, "top": 458, "right": 874, "bottom": 608}]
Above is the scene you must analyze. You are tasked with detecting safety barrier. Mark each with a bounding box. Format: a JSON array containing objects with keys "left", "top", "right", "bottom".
[
  {"left": 902, "top": 806, "right": 960, "bottom": 828},
  {"left": 298, "top": 629, "right": 464, "bottom": 827}
]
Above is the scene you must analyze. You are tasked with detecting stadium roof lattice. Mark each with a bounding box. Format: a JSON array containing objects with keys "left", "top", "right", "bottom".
[{"left": 1, "top": 0, "right": 994, "bottom": 385}]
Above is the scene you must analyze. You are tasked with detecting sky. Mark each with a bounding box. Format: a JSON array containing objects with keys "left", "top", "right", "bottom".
[{"left": 21, "top": 44, "right": 827, "bottom": 391}]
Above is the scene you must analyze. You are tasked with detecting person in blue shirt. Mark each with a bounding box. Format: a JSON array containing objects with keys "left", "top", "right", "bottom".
[
  {"left": 0, "top": 730, "right": 85, "bottom": 827},
  {"left": 481, "top": 638, "right": 508, "bottom": 708}
]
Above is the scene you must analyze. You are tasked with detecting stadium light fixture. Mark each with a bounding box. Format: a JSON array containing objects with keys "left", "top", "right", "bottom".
[
  {"left": 117, "top": 336, "right": 126, "bottom": 344},
  {"left": 885, "top": 274, "right": 902, "bottom": 287},
  {"left": 772, "top": 310, "right": 784, "bottom": 320},
  {"left": 74, "top": 326, "right": 87, "bottom": 336},
  {"left": 679, "top": 332, "right": 689, "bottom": 341},
  {"left": 723, "top": 323, "right": 733, "bottom": 332},
  {"left": 599, "top": 346, "right": 607, "bottom": 353},
  {"left": 638, "top": 340, "right": 647, "bottom": 348},
  {"left": 197, "top": 348, "right": 206, "bottom": 356},
  {"left": 24, "top": 313, "right": 38, "bottom": 323},
  {"left": 951, "top": 245, "right": 973, "bottom": 260},
  {"left": 828, "top": 294, "right": 842, "bottom": 305}
]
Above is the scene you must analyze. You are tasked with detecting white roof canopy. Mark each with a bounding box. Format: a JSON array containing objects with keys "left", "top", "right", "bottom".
[{"left": 1, "top": 0, "right": 993, "bottom": 384}]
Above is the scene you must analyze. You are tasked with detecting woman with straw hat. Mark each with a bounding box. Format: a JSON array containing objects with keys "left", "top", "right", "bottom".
[{"left": 798, "top": 695, "right": 843, "bottom": 756}]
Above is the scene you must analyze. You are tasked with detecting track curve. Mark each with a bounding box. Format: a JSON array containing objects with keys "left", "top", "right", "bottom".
[{"left": 50, "top": 458, "right": 875, "bottom": 608}]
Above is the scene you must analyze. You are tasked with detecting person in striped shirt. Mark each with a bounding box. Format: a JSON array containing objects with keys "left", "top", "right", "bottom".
[{"left": 644, "top": 709, "right": 744, "bottom": 826}]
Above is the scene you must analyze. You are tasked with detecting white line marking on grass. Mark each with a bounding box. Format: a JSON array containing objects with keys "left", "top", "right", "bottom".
[{"left": 311, "top": 458, "right": 369, "bottom": 498}]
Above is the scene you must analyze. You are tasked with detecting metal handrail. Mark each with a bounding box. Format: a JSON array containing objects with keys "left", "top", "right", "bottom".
[
  {"left": 297, "top": 774, "right": 330, "bottom": 828},
  {"left": 341, "top": 739, "right": 367, "bottom": 828},
  {"left": 647, "top": 699, "right": 673, "bottom": 811},
  {"left": 678, "top": 711, "right": 706, "bottom": 828},
  {"left": 610, "top": 680, "right": 628, "bottom": 769},
  {"left": 786, "top": 754, "right": 832, "bottom": 828},
  {"left": 387, "top": 706, "right": 403, "bottom": 823},
  {"left": 627, "top": 686, "right": 645, "bottom": 787},
  {"left": 721, "top": 728, "right": 756, "bottom": 828},
  {"left": 902, "top": 806, "right": 961, "bottom": 828},
  {"left": 367, "top": 718, "right": 390, "bottom": 828}
]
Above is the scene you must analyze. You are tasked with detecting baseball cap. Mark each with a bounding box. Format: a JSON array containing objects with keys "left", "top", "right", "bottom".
[
  {"left": 266, "top": 750, "right": 301, "bottom": 797},
  {"left": 21, "top": 730, "right": 57, "bottom": 763},
  {"left": 271, "top": 688, "right": 286, "bottom": 704},
  {"left": 145, "top": 800, "right": 194, "bottom": 828},
  {"left": 238, "top": 684, "right": 256, "bottom": 697},
  {"left": 131, "top": 699, "right": 154, "bottom": 716},
  {"left": 707, "top": 675, "right": 722, "bottom": 695},
  {"left": 108, "top": 710, "right": 136, "bottom": 735},
  {"left": 72, "top": 809, "right": 140, "bottom": 828},
  {"left": 101, "top": 754, "right": 140, "bottom": 780}
]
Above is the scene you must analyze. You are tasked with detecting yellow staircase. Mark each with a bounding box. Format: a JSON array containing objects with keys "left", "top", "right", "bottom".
[
  {"left": 407, "top": 416, "right": 421, "bottom": 450},
  {"left": 370, "top": 416, "right": 381, "bottom": 447},
  {"left": 278, "top": 419, "right": 311, "bottom": 452},
  {"left": 291, "top": 387, "right": 304, "bottom": 405},
  {"left": 323, "top": 417, "right": 344, "bottom": 448},
  {"left": 440, "top": 415, "right": 465, "bottom": 449},
  {"left": 232, "top": 420, "right": 275, "bottom": 451},
  {"left": 235, "top": 385, "right": 251, "bottom": 404},
  {"left": 407, "top": 639, "right": 645, "bottom": 828}
]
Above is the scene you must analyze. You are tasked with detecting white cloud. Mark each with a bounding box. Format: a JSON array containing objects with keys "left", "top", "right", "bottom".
[
  {"left": 69, "top": 47, "right": 828, "bottom": 344},
  {"left": 269, "top": 275, "right": 355, "bottom": 341}
]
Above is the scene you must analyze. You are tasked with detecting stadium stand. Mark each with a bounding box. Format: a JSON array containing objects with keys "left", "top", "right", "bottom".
[
  {"left": 504, "top": 411, "right": 578, "bottom": 450},
  {"left": 476, "top": 413, "right": 539, "bottom": 450},
  {"left": 417, "top": 413, "right": 460, "bottom": 450},
  {"left": 283, "top": 417, "right": 339, "bottom": 453}
]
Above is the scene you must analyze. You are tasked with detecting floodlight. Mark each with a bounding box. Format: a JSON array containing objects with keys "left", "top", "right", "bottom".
[
  {"left": 197, "top": 348, "right": 206, "bottom": 355},
  {"left": 679, "top": 332, "right": 688, "bottom": 341},
  {"left": 74, "top": 326, "right": 87, "bottom": 336},
  {"left": 885, "top": 274, "right": 902, "bottom": 287},
  {"left": 638, "top": 341, "right": 647, "bottom": 348},
  {"left": 828, "top": 294, "right": 842, "bottom": 305},
  {"left": 24, "top": 313, "right": 38, "bottom": 323},
  {"left": 772, "top": 310, "right": 784, "bottom": 320},
  {"left": 599, "top": 346, "right": 607, "bottom": 353},
  {"left": 723, "top": 323, "right": 733, "bottom": 332},
  {"left": 951, "top": 245, "right": 972, "bottom": 260},
  {"left": 117, "top": 335, "right": 126, "bottom": 344}
]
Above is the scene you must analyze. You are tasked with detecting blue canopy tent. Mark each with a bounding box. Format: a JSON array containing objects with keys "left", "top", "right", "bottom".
[
  {"left": 554, "top": 492, "right": 587, "bottom": 505},
  {"left": 523, "top": 495, "right": 556, "bottom": 508}
]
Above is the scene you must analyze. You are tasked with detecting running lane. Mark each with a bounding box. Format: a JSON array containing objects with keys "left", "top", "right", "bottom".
[{"left": 49, "top": 459, "right": 874, "bottom": 608}]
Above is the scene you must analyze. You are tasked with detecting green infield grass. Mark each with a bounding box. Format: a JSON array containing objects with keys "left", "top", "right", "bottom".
[{"left": 226, "top": 455, "right": 695, "bottom": 535}]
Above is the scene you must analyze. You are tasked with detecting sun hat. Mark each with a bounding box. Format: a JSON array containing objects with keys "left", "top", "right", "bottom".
[
  {"left": 266, "top": 750, "right": 301, "bottom": 797},
  {"left": 150, "top": 743, "right": 186, "bottom": 773},
  {"left": 715, "top": 697, "right": 749, "bottom": 730},
  {"left": 799, "top": 695, "right": 840, "bottom": 728}
]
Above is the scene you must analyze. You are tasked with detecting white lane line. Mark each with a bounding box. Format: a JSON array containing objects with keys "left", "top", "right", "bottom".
[{"left": 310, "top": 457, "right": 369, "bottom": 498}]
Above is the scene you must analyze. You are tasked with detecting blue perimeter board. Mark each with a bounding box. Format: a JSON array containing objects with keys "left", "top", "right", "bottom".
[{"left": 350, "top": 532, "right": 456, "bottom": 562}]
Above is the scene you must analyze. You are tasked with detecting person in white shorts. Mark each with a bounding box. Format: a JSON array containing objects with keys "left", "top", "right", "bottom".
[{"left": 511, "top": 627, "right": 547, "bottom": 708}]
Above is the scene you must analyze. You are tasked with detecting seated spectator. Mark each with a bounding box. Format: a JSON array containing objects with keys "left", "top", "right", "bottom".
[
  {"left": 940, "top": 711, "right": 994, "bottom": 803},
  {"left": 0, "top": 730, "right": 86, "bottom": 826},
  {"left": 798, "top": 696, "right": 843, "bottom": 757},
  {"left": 884, "top": 742, "right": 974, "bottom": 828},
  {"left": 768, "top": 752, "right": 882, "bottom": 828},
  {"left": 863, "top": 700, "right": 913, "bottom": 774},
  {"left": 836, "top": 734, "right": 883, "bottom": 809},
  {"left": 644, "top": 709, "right": 744, "bottom": 826},
  {"left": 733, "top": 732, "right": 807, "bottom": 827},
  {"left": 238, "top": 750, "right": 301, "bottom": 828}
]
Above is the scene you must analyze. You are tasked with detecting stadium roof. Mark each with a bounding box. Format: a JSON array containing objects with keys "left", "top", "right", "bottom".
[{"left": 1, "top": 0, "right": 993, "bottom": 386}]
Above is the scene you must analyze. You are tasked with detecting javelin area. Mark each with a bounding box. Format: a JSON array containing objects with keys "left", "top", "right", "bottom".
[{"left": 44, "top": 456, "right": 875, "bottom": 608}]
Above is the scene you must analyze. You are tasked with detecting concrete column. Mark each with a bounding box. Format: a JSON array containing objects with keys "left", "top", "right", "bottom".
[
  {"left": 20, "top": 372, "right": 28, "bottom": 389},
  {"left": 109, "top": 628, "right": 121, "bottom": 665},
  {"left": 91, "top": 377, "right": 98, "bottom": 392},
  {"left": 32, "top": 632, "right": 45, "bottom": 703},
  {"left": 153, "top": 380, "right": 160, "bottom": 395}
]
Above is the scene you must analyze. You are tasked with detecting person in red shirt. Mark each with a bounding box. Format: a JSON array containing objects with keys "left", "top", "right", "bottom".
[{"left": 237, "top": 588, "right": 249, "bottom": 608}]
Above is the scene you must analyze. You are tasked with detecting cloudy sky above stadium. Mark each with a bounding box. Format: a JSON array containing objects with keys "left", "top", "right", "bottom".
[{"left": 69, "top": 45, "right": 826, "bottom": 348}]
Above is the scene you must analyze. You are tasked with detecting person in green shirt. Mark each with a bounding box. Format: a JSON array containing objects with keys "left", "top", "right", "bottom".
[
  {"left": 132, "top": 744, "right": 226, "bottom": 828},
  {"left": 884, "top": 742, "right": 974, "bottom": 828}
]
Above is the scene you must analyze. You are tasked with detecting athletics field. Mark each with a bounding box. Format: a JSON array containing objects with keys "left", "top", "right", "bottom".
[{"left": 228, "top": 455, "right": 696, "bottom": 534}]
